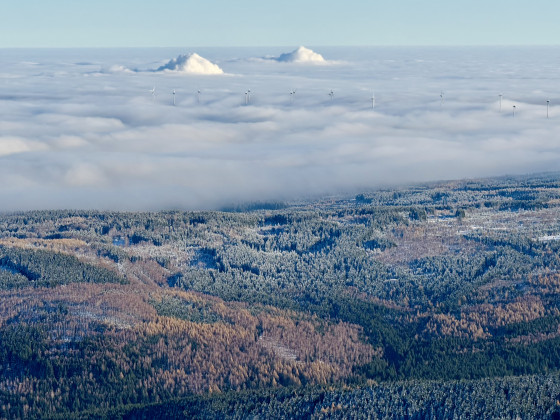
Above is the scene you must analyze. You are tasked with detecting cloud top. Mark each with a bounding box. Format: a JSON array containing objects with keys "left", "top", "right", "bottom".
[
  {"left": 156, "top": 53, "right": 224, "bottom": 75},
  {"left": 275, "top": 46, "right": 326, "bottom": 63}
]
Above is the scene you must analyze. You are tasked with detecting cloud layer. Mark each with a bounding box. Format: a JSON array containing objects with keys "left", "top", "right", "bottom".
[{"left": 0, "top": 46, "right": 559, "bottom": 211}]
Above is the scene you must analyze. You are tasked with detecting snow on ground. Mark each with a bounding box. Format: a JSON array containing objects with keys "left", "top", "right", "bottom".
[{"left": 274, "top": 46, "right": 326, "bottom": 63}]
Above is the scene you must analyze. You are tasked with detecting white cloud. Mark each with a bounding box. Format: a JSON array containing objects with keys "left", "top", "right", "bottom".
[
  {"left": 275, "top": 46, "right": 326, "bottom": 64},
  {"left": 156, "top": 53, "right": 224, "bottom": 75},
  {"left": 107, "top": 64, "right": 134, "bottom": 74},
  {"left": 52, "top": 135, "right": 90, "bottom": 149},
  {"left": 0, "top": 137, "right": 48, "bottom": 156},
  {"left": 64, "top": 163, "right": 108, "bottom": 187}
]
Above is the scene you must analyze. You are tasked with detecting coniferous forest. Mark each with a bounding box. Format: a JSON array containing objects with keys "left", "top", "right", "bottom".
[{"left": 2, "top": 173, "right": 560, "bottom": 418}]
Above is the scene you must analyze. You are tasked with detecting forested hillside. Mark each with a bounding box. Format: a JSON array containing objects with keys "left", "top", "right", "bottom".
[{"left": 2, "top": 173, "right": 560, "bottom": 418}]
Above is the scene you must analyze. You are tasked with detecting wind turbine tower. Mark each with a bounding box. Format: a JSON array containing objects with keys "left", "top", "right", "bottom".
[
  {"left": 244, "top": 89, "right": 252, "bottom": 105},
  {"left": 371, "top": 92, "right": 375, "bottom": 109},
  {"left": 329, "top": 90, "right": 334, "bottom": 101},
  {"left": 513, "top": 105, "right": 516, "bottom": 117},
  {"left": 290, "top": 89, "right": 296, "bottom": 103},
  {"left": 172, "top": 89, "right": 176, "bottom": 106},
  {"left": 547, "top": 99, "right": 550, "bottom": 119}
]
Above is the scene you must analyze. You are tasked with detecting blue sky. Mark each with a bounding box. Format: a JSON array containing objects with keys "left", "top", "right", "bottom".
[{"left": 2, "top": 0, "right": 559, "bottom": 47}]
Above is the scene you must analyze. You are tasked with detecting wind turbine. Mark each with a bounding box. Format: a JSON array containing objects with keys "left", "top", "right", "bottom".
[
  {"left": 513, "top": 105, "right": 516, "bottom": 117},
  {"left": 244, "top": 89, "right": 252, "bottom": 105},
  {"left": 499, "top": 94, "right": 503, "bottom": 112},
  {"left": 197, "top": 89, "right": 201, "bottom": 104},
  {"left": 150, "top": 87, "right": 156, "bottom": 101},
  {"left": 172, "top": 89, "right": 176, "bottom": 106},
  {"left": 290, "top": 89, "right": 296, "bottom": 103},
  {"left": 440, "top": 91, "right": 445, "bottom": 106},
  {"left": 371, "top": 91, "right": 375, "bottom": 109},
  {"left": 329, "top": 90, "right": 334, "bottom": 101},
  {"left": 547, "top": 99, "right": 550, "bottom": 119}
]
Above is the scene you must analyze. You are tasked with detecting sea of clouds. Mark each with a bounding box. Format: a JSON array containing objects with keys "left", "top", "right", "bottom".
[{"left": 0, "top": 46, "right": 559, "bottom": 211}]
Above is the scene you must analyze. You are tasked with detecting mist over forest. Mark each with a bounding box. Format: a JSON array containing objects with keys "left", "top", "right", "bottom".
[{"left": 1, "top": 46, "right": 559, "bottom": 211}]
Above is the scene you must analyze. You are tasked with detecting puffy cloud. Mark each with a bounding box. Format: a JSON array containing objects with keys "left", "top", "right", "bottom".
[
  {"left": 107, "top": 65, "right": 134, "bottom": 74},
  {"left": 275, "top": 46, "right": 326, "bottom": 63},
  {"left": 156, "top": 53, "right": 224, "bottom": 75},
  {"left": 0, "top": 137, "right": 48, "bottom": 156}
]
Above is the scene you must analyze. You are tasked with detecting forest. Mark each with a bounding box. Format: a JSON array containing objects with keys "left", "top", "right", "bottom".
[{"left": 1, "top": 173, "right": 560, "bottom": 418}]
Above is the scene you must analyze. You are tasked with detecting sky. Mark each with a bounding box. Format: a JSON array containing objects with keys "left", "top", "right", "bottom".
[
  {"left": 0, "top": 46, "right": 559, "bottom": 210},
  {"left": 1, "top": 0, "right": 560, "bottom": 48}
]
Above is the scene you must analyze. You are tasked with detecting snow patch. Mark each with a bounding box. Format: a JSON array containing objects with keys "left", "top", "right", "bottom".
[{"left": 538, "top": 235, "right": 560, "bottom": 242}]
